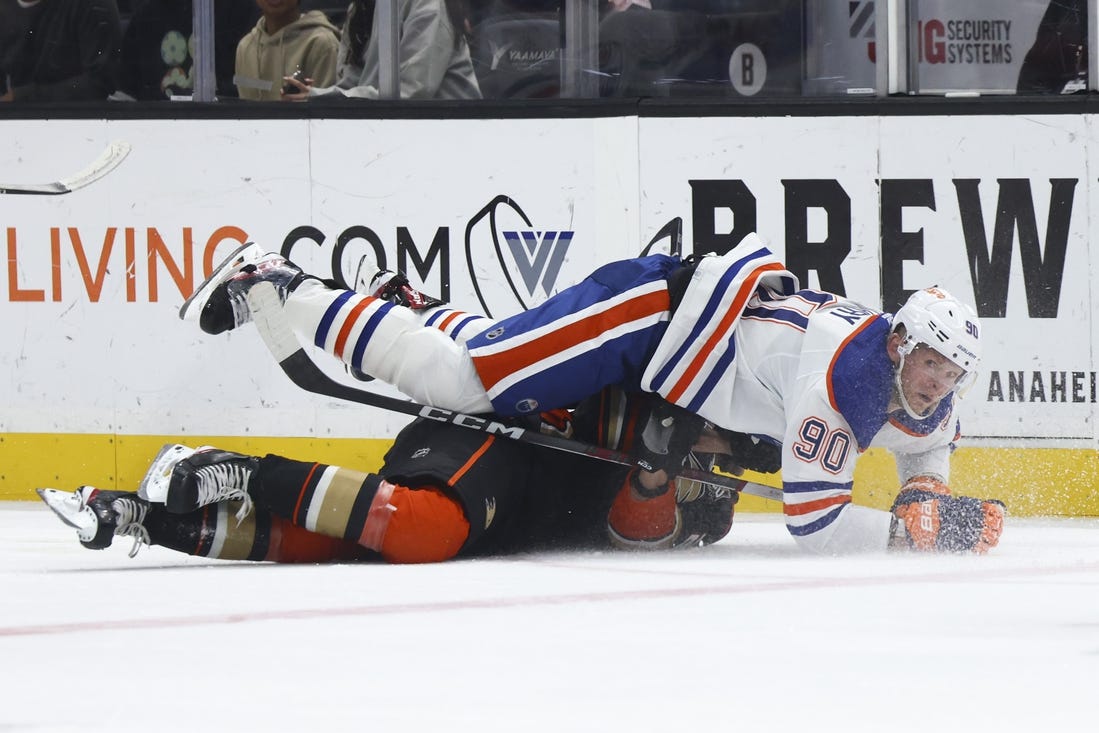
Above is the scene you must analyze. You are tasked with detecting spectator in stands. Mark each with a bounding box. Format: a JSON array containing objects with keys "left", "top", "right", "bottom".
[
  {"left": 282, "top": 0, "right": 481, "bottom": 100},
  {"left": 235, "top": 0, "right": 340, "bottom": 101},
  {"left": 605, "top": 0, "right": 649, "bottom": 11},
  {"left": 1017, "top": 0, "right": 1087, "bottom": 94},
  {"left": 0, "top": 0, "right": 122, "bottom": 103},
  {"left": 115, "top": 0, "right": 259, "bottom": 101},
  {"left": 473, "top": 1, "right": 646, "bottom": 19}
]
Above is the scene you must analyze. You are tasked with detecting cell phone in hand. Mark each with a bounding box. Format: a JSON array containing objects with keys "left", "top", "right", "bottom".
[{"left": 282, "top": 67, "right": 305, "bottom": 95}]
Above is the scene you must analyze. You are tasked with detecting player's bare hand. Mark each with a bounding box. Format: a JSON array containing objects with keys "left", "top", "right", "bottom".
[
  {"left": 633, "top": 468, "right": 671, "bottom": 496},
  {"left": 280, "top": 76, "right": 313, "bottom": 102},
  {"left": 692, "top": 427, "right": 735, "bottom": 459}
]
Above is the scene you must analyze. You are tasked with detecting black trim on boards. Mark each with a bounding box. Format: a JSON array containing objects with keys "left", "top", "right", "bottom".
[{"left": 0, "top": 94, "right": 1097, "bottom": 122}]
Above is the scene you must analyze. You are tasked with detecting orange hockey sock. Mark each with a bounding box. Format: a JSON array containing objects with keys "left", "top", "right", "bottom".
[
  {"left": 607, "top": 472, "right": 679, "bottom": 547},
  {"left": 377, "top": 485, "right": 471, "bottom": 564},
  {"left": 267, "top": 517, "right": 366, "bottom": 563}
]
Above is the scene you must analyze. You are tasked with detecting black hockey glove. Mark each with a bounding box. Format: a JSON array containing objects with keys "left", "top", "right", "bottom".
[
  {"left": 635, "top": 398, "right": 707, "bottom": 475},
  {"left": 714, "top": 429, "right": 782, "bottom": 475},
  {"left": 672, "top": 452, "right": 739, "bottom": 549}
]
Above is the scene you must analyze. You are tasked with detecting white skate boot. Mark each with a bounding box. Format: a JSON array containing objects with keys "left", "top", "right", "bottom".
[
  {"left": 139, "top": 444, "right": 258, "bottom": 523},
  {"left": 37, "top": 486, "right": 152, "bottom": 557},
  {"left": 179, "top": 242, "right": 308, "bottom": 334}
]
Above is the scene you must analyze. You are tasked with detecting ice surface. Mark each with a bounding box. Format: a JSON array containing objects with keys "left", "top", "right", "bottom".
[{"left": 2, "top": 502, "right": 1098, "bottom": 732}]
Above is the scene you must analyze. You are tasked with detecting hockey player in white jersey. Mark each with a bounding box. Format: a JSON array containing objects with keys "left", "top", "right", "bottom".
[{"left": 180, "top": 233, "right": 1005, "bottom": 555}]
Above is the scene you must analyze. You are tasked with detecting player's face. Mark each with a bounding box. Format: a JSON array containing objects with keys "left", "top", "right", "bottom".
[{"left": 897, "top": 344, "right": 967, "bottom": 416}]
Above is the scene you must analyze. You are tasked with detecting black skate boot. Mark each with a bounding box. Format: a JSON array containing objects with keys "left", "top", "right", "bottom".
[
  {"left": 354, "top": 251, "right": 445, "bottom": 311},
  {"left": 164, "top": 447, "right": 260, "bottom": 521},
  {"left": 179, "top": 242, "right": 309, "bottom": 335},
  {"left": 37, "top": 486, "right": 152, "bottom": 557}
]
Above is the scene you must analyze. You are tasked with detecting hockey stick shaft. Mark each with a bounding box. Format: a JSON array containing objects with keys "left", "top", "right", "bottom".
[
  {"left": 245, "top": 283, "right": 781, "bottom": 502},
  {"left": 0, "top": 140, "right": 131, "bottom": 195}
]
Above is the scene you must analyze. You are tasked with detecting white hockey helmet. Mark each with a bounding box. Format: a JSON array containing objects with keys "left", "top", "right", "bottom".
[{"left": 891, "top": 287, "right": 981, "bottom": 407}]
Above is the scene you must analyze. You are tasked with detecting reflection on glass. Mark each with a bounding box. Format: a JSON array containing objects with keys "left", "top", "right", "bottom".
[
  {"left": 909, "top": 0, "right": 1086, "bottom": 95},
  {"left": 598, "top": 1, "right": 805, "bottom": 98},
  {"left": 469, "top": 1, "right": 563, "bottom": 98},
  {"left": 117, "top": 1, "right": 260, "bottom": 101},
  {"left": 4, "top": 0, "right": 1086, "bottom": 105},
  {"left": 0, "top": 0, "right": 124, "bottom": 103},
  {"left": 803, "top": 0, "right": 879, "bottom": 96},
  {"left": 1015, "top": 0, "right": 1087, "bottom": 94}
]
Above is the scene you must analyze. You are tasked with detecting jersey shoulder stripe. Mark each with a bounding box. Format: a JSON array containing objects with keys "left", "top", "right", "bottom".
[{"left": 647, "top": 245, "right": 778, "bottom": 395}]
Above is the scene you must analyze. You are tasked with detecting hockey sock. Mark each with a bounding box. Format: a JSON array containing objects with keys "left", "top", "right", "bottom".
[
  {"left": 249, "top": 455, "right": 394, "bottom": 548},
  {"left": 142, "top": 502, "right": 275, "bottom": 561},
  {"left": 253, "top": 455, "right": 471, "bottom": 563},
  {"left": 143, "top": 504, "right": 367, "bottom": 563},
  {"left": 375, "top": 485, "right": 470, "bottom": 563},
  {"left": 285, "top": 281, "right": 493, "bottom": 412},
  {"left": 266, "top": 517, "right": 368, "bottom": 563},
  {"left": 419, "top": 307, "right": 496, "bottom": 345},
  {"left": 606, "top": 471, "right": 680, "bottom": 549}
]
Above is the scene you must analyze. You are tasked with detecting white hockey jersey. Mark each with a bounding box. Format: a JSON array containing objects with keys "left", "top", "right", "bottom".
[{"left": 644, "top": 236, "right": 961, "bottom": 554}]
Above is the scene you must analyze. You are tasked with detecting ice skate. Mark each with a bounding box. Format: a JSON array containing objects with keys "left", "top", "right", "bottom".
[
  {"left": 353, "top": 248, "right": 394, "bottom": 300},
  {"left": 37, "top": 486, "right": 152, "bottom": 557},
  {"left": 346, "top": 251, "right": 446, "bottom": 381},
  {"left": 137, "top": 443, "right": 205, "bottom": 502},
  {"left": 161, "top": 446, "right": 259, "bottom": 522},
  {"left": 179, "top": 242, "right": 308, "bottom": 335},
  {"left": 353, "top": 251, "right": 444, "bottom": 311}
]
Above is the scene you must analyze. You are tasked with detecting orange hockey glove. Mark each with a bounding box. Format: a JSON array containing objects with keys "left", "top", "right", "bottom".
[{"left": 890, "top": 478, "right": 1005, "bottom": 553}]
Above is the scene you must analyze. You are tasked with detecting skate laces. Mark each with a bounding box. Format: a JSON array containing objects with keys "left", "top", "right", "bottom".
[
  {"left": 109, "top": 496, "right": 151, "bottom": 558},
  {"left": 193, "top": 462, "right": 255, "bottom": 524}
]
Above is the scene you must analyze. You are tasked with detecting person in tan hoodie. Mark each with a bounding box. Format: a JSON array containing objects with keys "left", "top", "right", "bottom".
[
  {"left": 282, "top": 0, "right": 481, "bottom": 100},
  {"left": 234, "top": 0, "right": 340, "bottom": 101}
]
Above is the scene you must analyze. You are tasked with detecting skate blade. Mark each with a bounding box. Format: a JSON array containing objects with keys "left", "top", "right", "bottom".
[
  {"left": 353, "top": 253, "right": 381, "bottom": 295},
  {"left": 178, "top": 242, "right": 262, "bottom": 322},
  {"left": 36, "top": 488, "right": 97, "bottom": 536},
  {"left": 345, "top": 363, "right": 376, "bottom": 382}
]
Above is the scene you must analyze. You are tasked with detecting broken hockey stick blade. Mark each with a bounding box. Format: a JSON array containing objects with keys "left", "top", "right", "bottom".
[
  {"left": 0, "top": 140, "right": 131, "bottom": 195},
  {"left": 245, "top": 282, "right": 781, "bottom": 502}
]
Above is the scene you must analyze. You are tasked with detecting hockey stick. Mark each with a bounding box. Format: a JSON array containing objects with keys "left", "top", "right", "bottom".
[
  {"left": 0, "top": 140, "right": 131, "bottom": 195},
  {"left": 244, "top": 282, "right": 782, "bottom": 502}
]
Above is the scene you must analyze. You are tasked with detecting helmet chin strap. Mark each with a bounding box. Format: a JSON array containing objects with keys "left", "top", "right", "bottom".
[{"left": 894, "top": 340, "right": 936, "bottom": 420}]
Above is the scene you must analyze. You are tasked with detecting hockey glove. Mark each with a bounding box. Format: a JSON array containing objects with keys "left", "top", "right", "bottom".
[
  {"left": 635, "top": 398, "right": 707, "bottom": 475},
  {"left": 673, "top": 460, "right": 739, "bottom": 549},
  {"left": 890, "top": 478, "right": 1005, "bottom": 553},
  {"left": 714, "top": 429, "right": 782, "bottom": 475}
]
